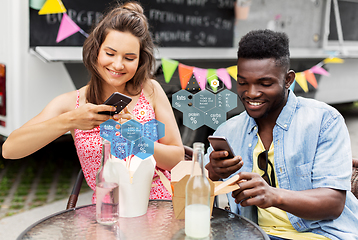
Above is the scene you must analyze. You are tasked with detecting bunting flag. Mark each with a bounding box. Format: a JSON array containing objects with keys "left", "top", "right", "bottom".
[
  {"left": 304, "top": 70, "right": 318, "bottom": 89},
  {"left": 161, "top": 58, "right": 179, "bottom": 83},
  {"left": 160, "top": 57, "right": 343, "bottom": 93},
  {"left": 289, "top": 80, "right": 296, "bottom": 92},
  {"left": 30, "top": 0, "right": 47, "bottom": 10},
  {"left": 207, "top": 69, "right": 219, "bottom": 92},
  {"left": 226, "top": 65, "right": 237, "bottom": 81},
  {"left": 310, "top": 65, "right": 330, "bottom": 76},
  {"left": 56, "top": 13, "right": 81, "bottom": 43},
  {"left": 178, "top": 64, "right": 194, "bottom": 89},
  {"left": 193, "top": 68, "right": 208, "bottom": 91},
  {"left": 36, "top": 0, "right": 89, "bottom": 42},
  {"left": 323, "top": 57, "right": 344, "bottom": 64},
  {"left": 38, "top": 0, "right": 66, "bottom": 15},
  {"left": 295, "top": 72, "right": 309, "bottom": 92},
  {"left": 217, "top": 68, "right": 232, "bottom": 89}
]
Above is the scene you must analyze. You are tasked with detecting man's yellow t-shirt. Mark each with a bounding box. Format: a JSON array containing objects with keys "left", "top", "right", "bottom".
[{"left": 253, "top": 135, "right": 329, "bottom": 240}]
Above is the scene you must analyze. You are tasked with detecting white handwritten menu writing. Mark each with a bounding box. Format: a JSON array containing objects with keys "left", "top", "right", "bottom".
[
  {"left": 148, "top": 0, "right": 235, "bottom": 47},
  {"left": 30, "top": 0, "right": 235, "bottom": 47}
]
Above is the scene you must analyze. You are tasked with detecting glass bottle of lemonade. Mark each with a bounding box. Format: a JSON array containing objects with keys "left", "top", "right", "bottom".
[{"left": 185, "top": 142, "right": 211, "bottom": 238}]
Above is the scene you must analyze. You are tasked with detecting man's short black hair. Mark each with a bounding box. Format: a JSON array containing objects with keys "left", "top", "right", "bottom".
[{"left": 237, "top": 29, "right": 290, "bottom": 70}]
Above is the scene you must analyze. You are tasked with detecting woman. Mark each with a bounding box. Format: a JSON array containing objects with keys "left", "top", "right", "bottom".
[{"left": 2, "top": 1, "right": 184, "bottom": 201}]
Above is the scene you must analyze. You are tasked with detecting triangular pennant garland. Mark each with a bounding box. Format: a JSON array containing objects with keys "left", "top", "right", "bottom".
[
  {"left": 38, "top": 0, "right": 66, "bottom": 15},
  {"left": 159, "top": 57, "right": 342, "bottom": 93},
  {"left": 323, "top": 57, "right": 344, "bottom": 64},
  {"left": 310, "top": 65, "right": 330, "bottom": 77},
  {"left": 226, "top": 66, "right": 237, "bottom": 81},
  {"left": 304, "top": 70, "right": 318, "bottom": 89},
  {"left": 178, "top": 64, "right": 194, "bottom": 89},
  {"left": 161, "top": 58, "right": 179, "bottom": 83},
  {"left": 217, "top": 68, "right": 232, "bottom": 89},
  {"left": 289, "top": 80, "right": 296, "bottom": 91},
  {"left": 193, "top": 68, "right": 208, "bottom": 91},
  {"left": 295, "top": 72, "right": 308, "bottom": 92},
  {"left": 56, "top": 13, "right": 81, "bottom": 43},
  {"left": 30, "top": 0, "right": 47, "bottom": 10},
  {"left": 207, "top": 69, "right": 218, "bottom": 92},
  {"left": 32, "top": 0, "right": 344, "bottom": 94}
]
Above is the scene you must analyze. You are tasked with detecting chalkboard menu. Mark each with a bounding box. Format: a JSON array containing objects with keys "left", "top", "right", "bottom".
[
  {"left": 147, "top": 0, "right": 235, "bottom": 47},
  {"left": 30, "top": 0, "right": 235, "bottom": 47}
]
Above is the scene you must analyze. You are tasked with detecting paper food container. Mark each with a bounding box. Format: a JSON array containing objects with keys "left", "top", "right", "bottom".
[
  {"left": 103, "top": 155, "right": 155, "bottom": 218},
  {"left": 157, "top": 161, "right": 240, "bottom": 219}
]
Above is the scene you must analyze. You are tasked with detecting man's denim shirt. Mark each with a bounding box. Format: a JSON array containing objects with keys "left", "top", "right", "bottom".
[{"left": 205, "top": 91, "right": 358, "bottom": 240}]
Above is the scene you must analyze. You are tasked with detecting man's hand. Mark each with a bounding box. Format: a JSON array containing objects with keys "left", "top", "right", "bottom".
[
  {"left": 231, "top": 172, "right": 346, "bottom": 220},
  {"left": 232, "top": 172, "right": 276, "bottom": 209},
  {"left": 207, "top": 150, "right": 243, "bottom": 180}
]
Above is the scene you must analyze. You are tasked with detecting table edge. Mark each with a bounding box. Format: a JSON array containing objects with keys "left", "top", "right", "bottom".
[
  {"left": 16, "top": 204, "right": 93, "bottom": 240},
  {"left": 17, "top": 200, "right": 269, "bottom": 240}
]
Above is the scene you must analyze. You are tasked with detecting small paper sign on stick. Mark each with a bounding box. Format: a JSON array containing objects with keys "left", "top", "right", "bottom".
[
  {"left": 38, "top": 0, "right": 66, "bottom": 15},
  {"left": 56, "top": 13, "right": 80, "bottom": 43}
]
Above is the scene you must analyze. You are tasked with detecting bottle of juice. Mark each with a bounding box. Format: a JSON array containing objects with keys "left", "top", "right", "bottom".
[{"left": 185, "top": 142, "right": 211, "bottom": 238}]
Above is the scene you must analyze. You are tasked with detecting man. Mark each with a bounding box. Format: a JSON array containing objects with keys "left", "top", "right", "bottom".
[{"left": 205, "top": 29, "right": 358, "bottom": 240}]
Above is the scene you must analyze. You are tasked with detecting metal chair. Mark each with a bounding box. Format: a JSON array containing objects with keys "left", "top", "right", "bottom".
[
  {"left": 66, "top": 169, "right": 84, "bottom": 209},
  {"left": 351, "top": 158, "right": 358, "bottom": 199}
]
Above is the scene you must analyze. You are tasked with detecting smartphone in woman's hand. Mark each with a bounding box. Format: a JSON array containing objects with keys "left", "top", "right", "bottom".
[{"left": 98, "top": 92, "right": 132, "bottom": 116}]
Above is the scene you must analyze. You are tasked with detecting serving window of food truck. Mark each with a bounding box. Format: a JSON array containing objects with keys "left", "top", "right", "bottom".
[{"left": 1, "top": 0, "right": 358, "bottom": 147}]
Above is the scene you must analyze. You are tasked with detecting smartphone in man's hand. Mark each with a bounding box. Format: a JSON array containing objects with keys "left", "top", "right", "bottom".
[
  {"left": 98, "top": 92, "right": 132, "bottom": 116},
  {"left": 208, "top": 136, "right": 235, "bottom": 159}
]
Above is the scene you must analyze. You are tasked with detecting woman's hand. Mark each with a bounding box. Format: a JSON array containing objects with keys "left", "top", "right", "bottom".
[
  {"left": 112, "top": 107, "right": 139, "bottom": 124},
  {"left": 2, "top": 92, "right": 116, "bottom": 159},
  {"left": 68, "top": 103, "right": 116, "bottom": 130}
]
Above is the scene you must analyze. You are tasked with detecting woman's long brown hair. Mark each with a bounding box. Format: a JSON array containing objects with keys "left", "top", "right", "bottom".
[{"left": 82, "top": 1, "right": 155, "bottom": 104}]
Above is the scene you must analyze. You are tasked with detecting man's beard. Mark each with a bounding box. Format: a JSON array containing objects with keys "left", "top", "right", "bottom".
[
  {"left": 241, "top": 87, "right": 288, "bottom": 120},
  {"left": 260, "top": 87, "right": 287, "bottom": 119}
]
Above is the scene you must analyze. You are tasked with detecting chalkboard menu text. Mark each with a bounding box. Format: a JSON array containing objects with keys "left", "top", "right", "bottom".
[{"left": 30, "top": 0, "right": 235, "bottom": 47}]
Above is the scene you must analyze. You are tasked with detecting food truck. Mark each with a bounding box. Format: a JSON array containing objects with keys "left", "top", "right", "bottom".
[{"left": 1, "top": 0, "right": 358, "bottom": 147}]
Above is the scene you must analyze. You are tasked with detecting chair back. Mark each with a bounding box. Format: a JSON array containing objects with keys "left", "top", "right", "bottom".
[
  {"left": 184, "top": 145, "right": 193, "bottom": 161},
  {"left": 352, "top": 158, "right": 358, "bottom": 199}
]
